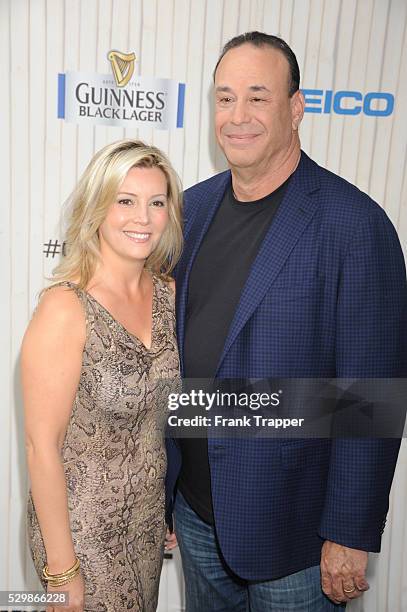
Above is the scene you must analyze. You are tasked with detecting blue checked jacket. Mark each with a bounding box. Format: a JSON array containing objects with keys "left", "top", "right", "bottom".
[{"left": 166, "top": 151, "right": 407, "bottom": 581}]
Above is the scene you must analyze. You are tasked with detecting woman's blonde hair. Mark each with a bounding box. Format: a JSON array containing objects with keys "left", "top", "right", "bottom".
[{"left": 52, "top": 139, "right": 183, "bottom": 289}]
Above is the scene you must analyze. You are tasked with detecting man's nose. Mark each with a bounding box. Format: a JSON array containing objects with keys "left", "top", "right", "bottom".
[{"left": 230, "top": 99, "right": 250, "bottom": 124}]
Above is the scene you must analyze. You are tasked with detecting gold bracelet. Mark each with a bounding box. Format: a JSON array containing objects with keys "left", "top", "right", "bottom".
[
  {"left": 43, "top": 557, "right": 80, "bottom": 579},
  {"left": 42, "top": 558, "right": 80, "bottom": 587},
  {"left": 42, "top": 560, "right": 80, "bottom": 587}
]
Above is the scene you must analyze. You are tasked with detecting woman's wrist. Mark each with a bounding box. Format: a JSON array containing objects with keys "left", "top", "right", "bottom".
[
  {"left": 46, "top": 552, "right": 78, "bottom": 575},
  {"left": 43, "top": 557, "right": 81, "bottom": 587}
]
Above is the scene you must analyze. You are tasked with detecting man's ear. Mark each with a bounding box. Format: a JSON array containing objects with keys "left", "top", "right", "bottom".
[{"left": 291, "top": 90, "right": 305, "bottom": 131}]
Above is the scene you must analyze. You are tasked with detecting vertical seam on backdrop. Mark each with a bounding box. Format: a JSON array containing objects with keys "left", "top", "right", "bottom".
[
  {"left": 302, "top": 0, "right": 311, "bottom": 101},
  {"left": 381, "top": 0, "right": 397, "bottom": 214},
  {"left": 93, "top": 0, "right": 100, "bottom": 153},
  {"left": 109, "top": 0, "right": 115, "bottom": 146},
  {"left": 121, "top": 0, "right": 129, "bottom": 140},
  {"left": 288, "top": 0, "right": 294, "bottom": 45},
  {"left": 332, "top": 0, "right": 341, "bottom": 80},
  {"left": 57, "top": 3, "right": 62, "bottom": 224},
  {"left": 355, "top": 0, "right": 374, "bottom": 186},
  {"left": 27, "top": 0, "right": 32, "bottom": 322},
  {"left": 182, "top": 0, "right": 193, "bottom": 179},
  {"left": 215, "top": 0, "right": 226, "bottom": 168},
  {"left": 42, "top": 2, "right": 48, "bottom": 281},
  {"left": 388, "top": 4, "right": 407, "bottom": 225},
  {"left": 154, "top": 0, "right": 158, "bottom": 140},
  {"left": 25, "top": 0, "right": 31, "bottom": 578},
  {"left": 197, "top": 0, "right": 208, "bottom": 182},
  {"left": 153, "top": 0, "right": 159, "bottom": 145},
  {"left": 126, "top": 0, "right": 132, "bottom": 141},
  {"left": 215, "top": 0, "right": 227, "bottom": 172},
  {"left": 137, "top": 0, "right": 143, "bottom": 143},
  {"left": 396, "top": 6, "right": 407, "bottom": 229},
  {"left": 75, "top": 2, "right": 87, "bottom": 182},
  {"left": 219, "top": 0, "right": 226, "bottom": 63},
  {"left": 258, "top": 0, "right": 265, "bottom": 31},
  {"left": 126, "top": 0, "right": 131, "bottom": 56},
  {"left": 311, "top": 0, "right": 326, "bottom": 157},
  {"left": 59, "top": 0, "right": 66, "bottom": 218},
  {"left": 322, "top": 0, "right": 331, "bottom": 169},
  {"left": 250, "top": 0, "right": 255, "bottom": 29},
  {"left": 139, "top": 0, "right": 144, "bottom": 73},
  {"left": 338, "top": 0, "right": 356, "bottom": 179},
  {"left": 168, "top": 0, "right": 177, "bottom": 155},
  {"left": 95, "top": 0, "right": 100, "bottom": 74},
  {"left": 260, "top": 0, "right": 266, "bottom": 29},
  {"left": 277, "top": 0, "right": 282, "bottom": 36},
  {"left": 6, "top": 0, "right": 12, "bottom": 589},
  {"left": 326, "top": 1, "right": 341, "bottom": 169},
  {"left": 74, "top": 0, "right": 80, "bottom": 185},
  {"left": 369, "top": 0, "right": 390, "bottom": 197}
]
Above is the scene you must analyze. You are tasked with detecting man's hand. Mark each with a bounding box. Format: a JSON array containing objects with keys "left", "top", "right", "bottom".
[
  {"left": 320, "top": 540, "right": 369, "bottom": 604},
  {"left": 165, "top": 528, "right": 178, "bottom": 551}
]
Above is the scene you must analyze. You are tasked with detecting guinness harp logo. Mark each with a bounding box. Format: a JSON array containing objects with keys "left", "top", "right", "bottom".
[{"left": 108, "top": 50, "right": 136, "bottom": 87}]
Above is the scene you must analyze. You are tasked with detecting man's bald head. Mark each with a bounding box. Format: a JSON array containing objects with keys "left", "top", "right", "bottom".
[{"left": 213, "top": 31, "right": 300, "bottom": 98}]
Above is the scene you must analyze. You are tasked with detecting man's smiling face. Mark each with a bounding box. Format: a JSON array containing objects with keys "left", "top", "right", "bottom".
[{"left": 214, "top": 43, "right": 303, "bottom": 172}]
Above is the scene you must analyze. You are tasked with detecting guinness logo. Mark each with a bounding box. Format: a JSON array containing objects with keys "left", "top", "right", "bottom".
[{"left": 108, "top": 50, "right": 136, "bottom": 87}]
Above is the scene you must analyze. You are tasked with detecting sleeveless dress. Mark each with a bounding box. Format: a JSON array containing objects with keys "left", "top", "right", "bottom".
[{"left": 27, "top": 275, "right": 180, "bottom": 612}]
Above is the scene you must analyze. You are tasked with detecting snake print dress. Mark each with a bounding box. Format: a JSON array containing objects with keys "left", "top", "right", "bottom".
[{"left": 27, "top": 275, "right": 180, "bottom": 612}]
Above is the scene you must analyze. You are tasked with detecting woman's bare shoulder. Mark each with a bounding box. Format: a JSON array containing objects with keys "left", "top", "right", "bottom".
[{"left": 23, "top": 284, "right": 86, "bottom": 350}]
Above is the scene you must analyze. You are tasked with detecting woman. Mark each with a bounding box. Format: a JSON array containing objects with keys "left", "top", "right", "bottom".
[{"left": 21, "top": 139, "right": 182, "bottom": 611}]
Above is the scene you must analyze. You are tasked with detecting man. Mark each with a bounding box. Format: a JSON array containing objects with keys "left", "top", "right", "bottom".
[{"left": 166, "top": 32, "right": 407, "bottom": 611}]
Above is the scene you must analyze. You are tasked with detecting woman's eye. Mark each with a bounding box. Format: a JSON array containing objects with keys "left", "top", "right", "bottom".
[
  {"left": 118, "top": 198, "right": 133, "bottom": 206},
  {"left": 151, "top": 200, "right": 166, "bottom": 207}
]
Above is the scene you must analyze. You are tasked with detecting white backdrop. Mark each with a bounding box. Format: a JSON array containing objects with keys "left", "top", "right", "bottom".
[{"left": 1, "top": 0, "right": 407, "bottom": 610}]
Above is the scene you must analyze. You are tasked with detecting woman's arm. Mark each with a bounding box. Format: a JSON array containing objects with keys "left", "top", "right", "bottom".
[{"left": 22, "top": 286, "right": 85, "bottom": 573}]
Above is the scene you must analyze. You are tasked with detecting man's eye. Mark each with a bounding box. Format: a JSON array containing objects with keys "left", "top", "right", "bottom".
[
  {"left": 118, "top": 198, "right": 133, "bottom": 206},
  {"left": 251, "top": 97, "right": 265, "bottom": 103},
  {"left": 219, "top": 97, "right": 232, "bottom": 104}
]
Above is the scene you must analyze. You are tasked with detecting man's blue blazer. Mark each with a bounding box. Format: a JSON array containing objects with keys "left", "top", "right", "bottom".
[{"left": 166, "top": 151, "right": 407, "bottom": 581}]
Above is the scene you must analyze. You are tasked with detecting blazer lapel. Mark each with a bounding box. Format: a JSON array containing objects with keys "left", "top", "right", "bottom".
[
  {"left": 177, "top": 171, "right": 231, "bottom": 369},
  {"left": 215, "top": 152, "right": 321, "bottom": 374}
]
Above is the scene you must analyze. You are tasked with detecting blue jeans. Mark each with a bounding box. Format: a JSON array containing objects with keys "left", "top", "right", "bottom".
[{"left": 174, "top": 491, "right": 346, "bottom": 612}]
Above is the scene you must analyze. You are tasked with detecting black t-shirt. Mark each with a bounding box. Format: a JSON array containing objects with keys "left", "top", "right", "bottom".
[{"left": 178, "top": 178, "right": 289, "bottom": 523}]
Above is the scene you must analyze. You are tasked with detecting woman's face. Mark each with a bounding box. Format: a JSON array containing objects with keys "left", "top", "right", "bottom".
[{"left": 98, "top": 166, "right": 169, "bottom": 265}]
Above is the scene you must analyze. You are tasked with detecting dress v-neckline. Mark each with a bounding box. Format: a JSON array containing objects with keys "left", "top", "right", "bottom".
[{"left": 71, "top": 275, "right": 157, "bottom": 352}]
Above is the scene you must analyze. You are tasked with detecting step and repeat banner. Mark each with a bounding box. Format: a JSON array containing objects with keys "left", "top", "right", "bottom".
[{"left": 1, "top": 1, "right": 407, "bottom": 611}]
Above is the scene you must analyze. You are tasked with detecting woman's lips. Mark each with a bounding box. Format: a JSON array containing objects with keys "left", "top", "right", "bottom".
[{"left": 123, "top": 231, "right": 151, "bottom": 243}]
